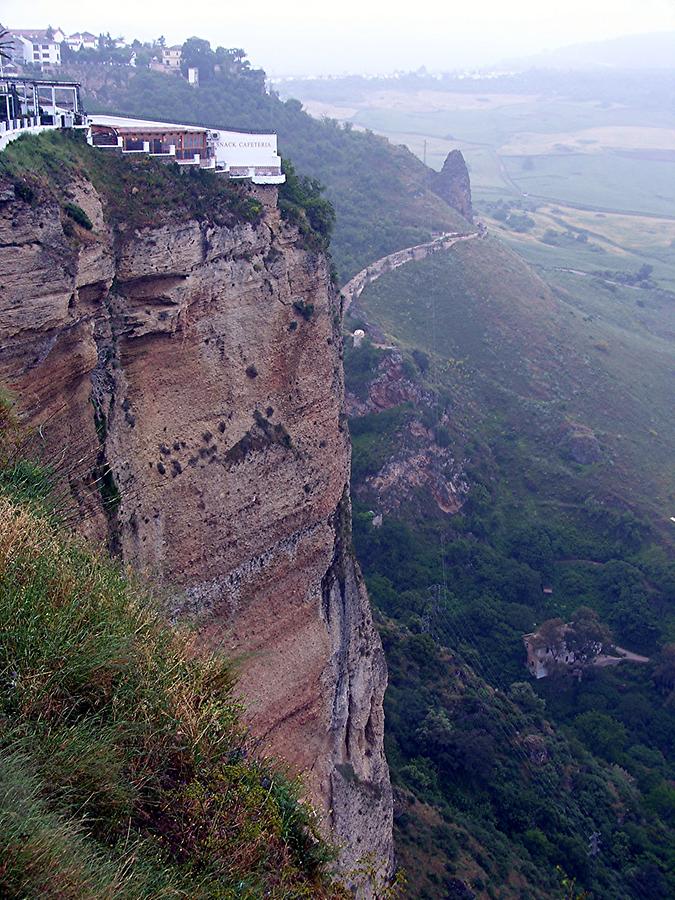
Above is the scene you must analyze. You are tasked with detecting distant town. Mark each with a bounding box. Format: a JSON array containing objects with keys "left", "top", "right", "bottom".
[{"left": 1, "top": 26, "right": 200, "bottom": 81}]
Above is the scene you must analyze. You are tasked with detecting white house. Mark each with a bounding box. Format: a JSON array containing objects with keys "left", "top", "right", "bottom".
[
  {"left": 8, "top": 30, "right": 62, "bottom": 67},
  {"left": 162, "top": 46, "right": 182, "bottom": 69},
  {"left": 66, "top": 32, "right": 98, "bottom": 52}
]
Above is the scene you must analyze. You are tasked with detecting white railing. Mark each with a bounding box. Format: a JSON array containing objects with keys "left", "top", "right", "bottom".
[{"left": 0, "top": 116, "right": 88, "bottom": 152}]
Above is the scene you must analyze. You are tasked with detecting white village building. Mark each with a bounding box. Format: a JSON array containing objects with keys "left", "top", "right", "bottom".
[
  {"left": 7, "top": 30, "right": 62, "bottom": 67},
  {"left": 65, "top": 32, "right": 99, "bottom": 52}
]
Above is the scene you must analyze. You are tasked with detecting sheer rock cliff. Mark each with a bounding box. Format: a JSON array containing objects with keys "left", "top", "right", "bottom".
[{"left": 0, "top": 168, "right": 393, "bottom": 889}]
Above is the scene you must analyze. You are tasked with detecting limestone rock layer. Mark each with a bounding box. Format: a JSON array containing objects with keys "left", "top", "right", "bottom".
[{"left": 0, "top": 173, "right": 393, "bottom": 889}]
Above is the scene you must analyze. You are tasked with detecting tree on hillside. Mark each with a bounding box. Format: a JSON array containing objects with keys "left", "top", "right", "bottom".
[
  {"left": 216, "top": 46, "right": 248, "bottom": 73},
  {"left": 566, "top": 606, "right": 612, "bottom": 662},
  {"left": 181, "top": 37, "right": 215, "bottom": 80},
  {"left": 573, "top": 710, "right": 626, "bottom": 761},
  {"left": 531, "top": 617, "right": 566, "bottom": 655},
  {"left": 653, "top": 643, "right": 675, "bottom": 695},
  {"left": 279, "top": 160, "right": 335, "bottom": 250}
]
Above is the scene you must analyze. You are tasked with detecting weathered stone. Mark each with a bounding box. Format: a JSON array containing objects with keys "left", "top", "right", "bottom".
[
  {"left": 430, "top": 149, "right": 473, "bottom": 222},
  {"left": 559, "top": 421, "right": 603, "bottom": 464},
  {"left": 0, "top": 171, "right": 393, "bottom": 891}
]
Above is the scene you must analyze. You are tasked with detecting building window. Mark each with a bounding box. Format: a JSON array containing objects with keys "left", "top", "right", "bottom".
[{"left": 184, "top": 133, "right": 204, "bottom": 148}]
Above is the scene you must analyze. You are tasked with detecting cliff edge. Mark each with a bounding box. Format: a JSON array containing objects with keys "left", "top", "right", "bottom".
[{"left": 0, "top": 133, "right": 393, "bottom": 889}]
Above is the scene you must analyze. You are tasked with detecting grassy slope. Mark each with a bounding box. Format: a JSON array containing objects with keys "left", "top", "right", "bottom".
[
  {"left": 347, "top": 236, "right": 675, "bottom": 897},
  {"left": 356, "top": 237, "right": 675, "bottom": 521},
  {"left": 0, "top": 129, "right": 263, "bottom": 229}
]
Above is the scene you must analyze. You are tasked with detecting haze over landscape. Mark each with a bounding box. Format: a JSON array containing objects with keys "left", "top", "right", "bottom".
[
  {"left": 2, "top": 0, "right": 675, "bottom": 73},
  {"left": 0, "top": 3, "right": 674, "bottom": 899}
]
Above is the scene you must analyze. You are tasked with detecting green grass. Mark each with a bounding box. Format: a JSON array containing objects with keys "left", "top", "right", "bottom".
[
  {"left": 503, "top": 153, "right": 675, "bottom": 217},
  {"left": 356, "top": 238, "right": 675, "bottom": 519},
  {"left": 0, "top": 410, "right": 343, "bottom": 899}
]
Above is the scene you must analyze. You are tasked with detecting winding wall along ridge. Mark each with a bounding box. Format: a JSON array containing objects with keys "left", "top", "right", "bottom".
[{"left": 341, "top": 229, "right": 483, "bottom": 314}]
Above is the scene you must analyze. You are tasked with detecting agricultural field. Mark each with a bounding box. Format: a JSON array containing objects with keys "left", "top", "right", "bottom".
[{"left": 287, "top": 74, "right": 675, "bottom": 292}]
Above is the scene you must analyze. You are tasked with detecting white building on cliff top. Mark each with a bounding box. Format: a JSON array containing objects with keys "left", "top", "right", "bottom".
[{"left": 89, "top": 115, "right": 285, "bottom": 184}]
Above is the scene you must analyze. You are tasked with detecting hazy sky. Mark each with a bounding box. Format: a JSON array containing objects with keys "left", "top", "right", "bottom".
[{"left": 3, "top": 0, "right": 675, "bottom": 75}]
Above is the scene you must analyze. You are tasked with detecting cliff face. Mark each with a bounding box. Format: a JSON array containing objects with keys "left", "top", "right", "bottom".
[
  {"left": 0, "top": 159, "right": 392, "bottom": 887},
  {"left": 430, "top": 150, "right": 473, "bottom": 223}
]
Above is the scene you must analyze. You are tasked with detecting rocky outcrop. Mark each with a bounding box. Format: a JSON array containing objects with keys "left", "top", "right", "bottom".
[
  {"left": 558, "top": 421, "right": 603, "bottom": 465},
  {"left": 430, "top": 150, "right": 473, "bottom": 223},
  {"left": 364, "top": 443, "right": 468, "bottom": 515},
  {"left": 345, "top": 351, "right": 433, "bottom": 417},
  {"left": 0, "top": 160, "right": 393, "bottom": 889},
  {"left": 346, "top": 351, "right": 469, "bottom": 516}
]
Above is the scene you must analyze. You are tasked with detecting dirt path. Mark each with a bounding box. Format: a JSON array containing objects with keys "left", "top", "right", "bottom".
[
  {"left": 595, "top": 645, "right": 650, "bottom": 667},
  {"left": 341, "top": 228, "right": 483, "bottom": 315}
]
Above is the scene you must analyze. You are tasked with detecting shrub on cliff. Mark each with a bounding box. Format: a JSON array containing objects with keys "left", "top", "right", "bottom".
[
  {"left": 279, "top": 159, "right": 335, "bottom": 252},
  {"left": 64, "top": 201, "right": 93, "bottom": 230},
  {"left": 0, "top": 402, "right": 343, "bottom": 898}
]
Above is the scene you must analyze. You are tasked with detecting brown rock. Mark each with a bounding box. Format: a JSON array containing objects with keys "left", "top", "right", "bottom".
[
  {"left": 0, "top": 170, "right": 393, "bottom": 889},
  {"left": 559, "top": 421, "right": 603, "bottom": 464},
  {"left": 430, "top": 150, "right": 473, "bottom": 223}
]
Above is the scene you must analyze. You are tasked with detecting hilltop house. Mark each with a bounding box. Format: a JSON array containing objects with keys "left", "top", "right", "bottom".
[
  {"left": 7, "top": 30, "right": 62, "bottom": 67},
  {"left": 65, "top": 32, "right": 98, "bottom": 52},
  {"left": 162, "top": 46, "right": 182, "bottom": 69},
  {"left": 523, "top": 627, "right": 591, "bottom": 679}
]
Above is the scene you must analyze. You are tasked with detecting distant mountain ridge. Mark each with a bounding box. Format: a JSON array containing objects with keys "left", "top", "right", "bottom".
[{"left": 503, "top": 31, "right": 675, "bottom": 71}]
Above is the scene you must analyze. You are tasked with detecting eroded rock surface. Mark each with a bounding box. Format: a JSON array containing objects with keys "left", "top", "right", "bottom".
[
  {"left": 0, "top": 170, "right": 393, "bottom": 889},
  {"left": 346, "top": 350, "right": 469, "bottom": 516},
  {"left": 430, "top": 150, "right": 473, "bottom": 223}
]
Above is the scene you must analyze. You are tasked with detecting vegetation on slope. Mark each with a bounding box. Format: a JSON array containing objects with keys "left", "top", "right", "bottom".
[
  {"left": 354, "top": 237, "right": 675, "bottom": 518},
  {"left": 0, "top": 129, "right": 264, "bottom": 229},
  {"left": 346, "top": 244, "right": 675, "bottom": 897},
  {"left": 61, "top": 47, "right": 468, "bottom": 278},
  {"left": 377, "top": 615, "right": 674, "bottom": 899},
  {"left": 0, "top": 402, "right": 343, "bottom": 899}
]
